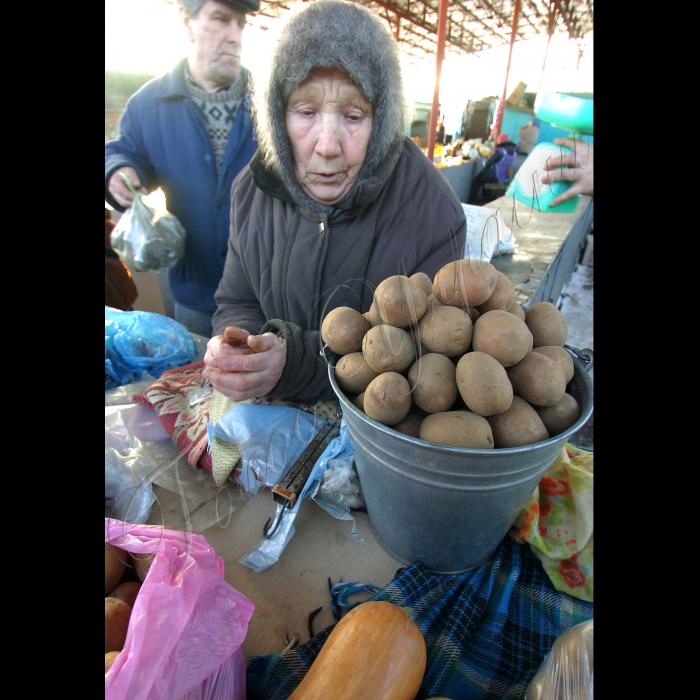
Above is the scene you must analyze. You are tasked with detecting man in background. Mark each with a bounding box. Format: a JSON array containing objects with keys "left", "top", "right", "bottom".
[{"left": 105, "top": 0, "right": 260, "bottom": 337}]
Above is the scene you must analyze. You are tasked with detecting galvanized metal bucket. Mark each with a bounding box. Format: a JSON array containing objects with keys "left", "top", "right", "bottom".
[{"left": 327, "top": 346, "right": 594, "bottom": 574}]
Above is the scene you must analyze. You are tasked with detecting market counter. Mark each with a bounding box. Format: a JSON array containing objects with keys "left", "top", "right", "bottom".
[
  {"left": 145, "top": 467, "right": 403, "bottom": 658},
  {"left": 488, "top": 193, "right": 593, "bottom": 308}
]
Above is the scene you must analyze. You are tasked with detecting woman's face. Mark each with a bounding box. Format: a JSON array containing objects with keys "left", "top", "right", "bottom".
[{"left": 285, "top": 68, "right": 373, "bottom": 205}]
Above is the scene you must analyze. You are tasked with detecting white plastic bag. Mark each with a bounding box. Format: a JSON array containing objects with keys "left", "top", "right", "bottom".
[{"left": 461, "top": 203, "right": 516, "bottom": 261}]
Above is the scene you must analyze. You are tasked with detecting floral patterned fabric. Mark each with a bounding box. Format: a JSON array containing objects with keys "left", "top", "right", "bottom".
[
  {"left": 509, "top": 443, "right": 593, "bottom": 602},
  {"left": 132, "top": 361, "right": 339, "bottom": 488},
  {"left": 132, "top": 361, "right": 216, "bottom": 474}
]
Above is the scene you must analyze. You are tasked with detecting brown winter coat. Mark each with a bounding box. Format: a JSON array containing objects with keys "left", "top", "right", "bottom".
[{"left": 213, "top": 137, "right": 467, "bottom": 402}]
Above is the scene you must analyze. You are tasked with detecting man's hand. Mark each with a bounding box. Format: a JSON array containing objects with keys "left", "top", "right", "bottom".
[
  {"left": 540, "top": 138, "right": 593, "bottom": 207},
  {"left": 108, "top": 166, "right": 147, "bottom": 208},
  {"left": 203, "top": 328, "right": 287, "bottom": 402}
]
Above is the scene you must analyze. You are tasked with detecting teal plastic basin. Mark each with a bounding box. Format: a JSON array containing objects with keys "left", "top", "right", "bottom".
[{"left": 535, "top": 93, "right": 593, "bottom": 135}]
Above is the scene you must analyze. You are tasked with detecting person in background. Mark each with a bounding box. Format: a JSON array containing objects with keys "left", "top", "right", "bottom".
[
  {"left": 202, "top": 0, "right": 466, "bottom": 403},
  {"left": 469, "top": 133, "right": 518, "bottom": 205},
  {"left": 540, "top": 137, "right": 594, "bottom": 207},
  {"left": 436, "top": 117, "right": 446, "bottom": 146},
  {"left": 105, "top": 207, "right": 138, "bottom": 311},
  {"left": 517, "top": 116, "right": 541, "bottom": 156},
  {"left": 104, "top": 0, "right": 260, "bottom": 338}
]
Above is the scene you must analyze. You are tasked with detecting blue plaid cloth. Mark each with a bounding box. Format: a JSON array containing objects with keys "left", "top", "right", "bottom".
[{"left": 246, "top": 535, "right": 594, "bottom": 699}]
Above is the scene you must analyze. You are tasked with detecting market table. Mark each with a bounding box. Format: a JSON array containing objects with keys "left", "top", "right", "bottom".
[
  {"left": 487, "top": 193, "right": 593, "bottom": 309},
  {"left": 128, "top": 193, "right": 594, "bottom": 659}
]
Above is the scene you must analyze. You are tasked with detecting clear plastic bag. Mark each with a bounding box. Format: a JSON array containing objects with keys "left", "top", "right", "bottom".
[
  {"left": 525, "top": 619, "right": 593, "bottom": 700},
  {"left": 316, "top": 458, "right": 364, "bottom": 509},
  {"left": 105, "top": 518, "right": 253, "bottom": 700},
  {"left": 110, "top": 172, "right": 186, "bottom": 273}
]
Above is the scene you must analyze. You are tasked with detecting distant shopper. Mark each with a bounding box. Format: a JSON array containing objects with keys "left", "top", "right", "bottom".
[
  {"left": 469, "top": 133, "right": 518, "bottom": 205},
  {"left": 517, "top": 116, "right": 541, "bottom": 156},
  {"left": 105, "top": 0, "right": 260, "bottom": 338}
]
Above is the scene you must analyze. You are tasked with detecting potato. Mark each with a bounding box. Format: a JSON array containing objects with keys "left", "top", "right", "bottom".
[
  {"left": 105, "top": 651, "right": 120, "bottom": 674},
  {"left": 476, "top": 271, "right": 515, "bottom": 314},
  {"left": 364, "top": 301, "right": 382, "bottom": 328},
  {"left": 427, "top": 293, "right": 443, "bottom": 308},
  {"left": 534, "top": 393, "right": 580, "bottom": 436},
  {"left": 407, "top": 353, "right": 458, "bottom": 414},
  {"left": 392, "top": 413, "right": 424, "bottom": 438},
  {"left": 525, "top": 301, "right": 568, "bottom": 347},
  {"left": 373, "top": 275, "right": 428, "bottom": 328},
  {"left": 321, "top": 306, "right": 370, "bottom": 355},
  {"left": 455, "top": 351, "right": 513, "bottom": 416},
  {"left": 416, "top": 306, "right": 473, "bottom": 357},
  {"left": 334, "top": 352, "right": 379, "bottom": 394},
  {"left": 363, "top": 372, "right": 412, "bottom": 425},
  {"left": 472, "top": 310, "right": 533, "bottom": 367},
  {"left": 432, "top": 259, "right": 499, "bottom": 309},
  {"left": 105, "top": 542, "right": 128, "bottom": 595},
  {"left": 532, "top": 345, "right": 575, "bottom": 384},
  {"left": 108, "top": 581, "right": 142, "bottom": 609},
  {"left": 409, "top": 271, "right": 433, "bottom": 299},
  {"left": 486, "top": 396, "right": 550, "bottom": 448},
  {"left": 420, "top": 411, "right": 494, "bottom": 449},
  {"left": 132, "top": 552, "right": 155, "bottom": 582},
  {"left": 362, "top": 325, "right": 416, "bottom": 374},
  {"left": 105, "top": 597, "right": 132, "bottom": 653},
  {"left": 506, "top": 299, "right": 525, "bottom": 321},
  {"left": 506, "top": 351, "right": 566, "bottom": 407},
  {"left": 353, "top": 392, "right": 365, "bottom": 412}
]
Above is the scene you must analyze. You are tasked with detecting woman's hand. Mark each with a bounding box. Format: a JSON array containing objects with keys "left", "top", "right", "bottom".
[
  {"left": 203, "top": 327, "right": 287, "bottom": 402},
  {"left": 540, "top": 138, "right": 593, "bottom": 207}
]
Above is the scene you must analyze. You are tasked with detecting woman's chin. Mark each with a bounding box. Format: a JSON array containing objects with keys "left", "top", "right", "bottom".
[{"left": 303, "top": 182, "right": 351, "bottom": 206}]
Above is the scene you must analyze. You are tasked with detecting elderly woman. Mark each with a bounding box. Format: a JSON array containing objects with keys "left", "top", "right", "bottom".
[{"left": 203, "top": 0, "right": 466, "bottom": 403}]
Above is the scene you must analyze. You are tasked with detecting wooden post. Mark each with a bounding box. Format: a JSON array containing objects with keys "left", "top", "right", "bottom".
[
  {"left": 492, "top": 0, "right": 522, "bottom": 143},
  {"left": 537, "top": 1, "right": 557, "bottom": 96},
  {"left": 426, "top": 0, "right": 448, "bottom": 163}
]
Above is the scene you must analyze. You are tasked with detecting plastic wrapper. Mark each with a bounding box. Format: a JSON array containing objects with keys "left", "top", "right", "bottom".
[
  {"left": 461, "top": 203, "right": 516, "bottom": 260},
  {"left": 525, "top": 620, "right": 593, "bottom": 700},
  {"left": 206, "top": 404, "right": 321, "bottom": 495},
  {"left": 316, "top": 458, "right": 364, "bottom": 509},
  {"left": 105, "top": 306, "right": 196, "bottom": 389},
  {"left": 105, "top": 380, "right": 246, "bottom": 534},
  {"left": 238, "top": 420, "right": 355, "bottom": 572},
  {"left": 110, "top": 172, "right": 186, "bottom": 273},
  {"left": 105, "top": 518, "right": 253, "bottom": 700}
]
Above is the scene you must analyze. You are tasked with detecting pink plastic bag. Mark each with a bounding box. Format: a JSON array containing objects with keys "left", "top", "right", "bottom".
[{"left": 105, "top": 518, "right": 254, "bottom": 700}]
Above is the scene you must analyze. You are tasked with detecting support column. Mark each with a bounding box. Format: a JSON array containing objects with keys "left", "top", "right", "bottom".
[{"left": 426, "top": 0, "right": 449, "bottom": 162}]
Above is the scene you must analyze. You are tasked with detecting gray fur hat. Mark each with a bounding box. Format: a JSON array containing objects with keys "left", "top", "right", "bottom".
[
  {"left": 253, "top": 0, "right": 406, "bottom": 206},
  {"left": 177, "top": 0, "right": 260, "bottom": 17}
]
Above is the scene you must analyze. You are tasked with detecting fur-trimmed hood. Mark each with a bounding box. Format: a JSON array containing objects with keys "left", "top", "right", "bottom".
[{"left": 250, "top": 0, "right": 407, "bottom": 216}]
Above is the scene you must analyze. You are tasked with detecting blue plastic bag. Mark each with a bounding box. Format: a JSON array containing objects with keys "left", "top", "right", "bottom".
[{"left": 105, "top": 306, "right": 196, "bottom": 389}]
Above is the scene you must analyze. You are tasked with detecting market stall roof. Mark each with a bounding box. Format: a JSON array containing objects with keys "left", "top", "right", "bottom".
[{"left": 255, "top": 0, "right": 594, "bottom": 63}]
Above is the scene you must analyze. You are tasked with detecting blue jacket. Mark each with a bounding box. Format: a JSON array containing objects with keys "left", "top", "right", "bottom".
[{"left": 105, "top": 58, "right": 258, "bottom": 313}]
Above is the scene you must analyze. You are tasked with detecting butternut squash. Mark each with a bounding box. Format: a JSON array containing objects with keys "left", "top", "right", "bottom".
[{"left": 288, "top": 600, "right": 426, "bottom": 700}]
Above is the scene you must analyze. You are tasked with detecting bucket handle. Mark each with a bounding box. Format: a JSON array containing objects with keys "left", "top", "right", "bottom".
[{"left": 564, "top": 345, "right": 594, "bottom": 373}]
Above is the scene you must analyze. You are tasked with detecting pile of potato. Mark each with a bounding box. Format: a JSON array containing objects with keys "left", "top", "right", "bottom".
[
  {"left": 323, "top": 259, "right": 581, "bottom": 449},
  {"left": 105, "top": 542, "right": 155, "bottom": 674}
]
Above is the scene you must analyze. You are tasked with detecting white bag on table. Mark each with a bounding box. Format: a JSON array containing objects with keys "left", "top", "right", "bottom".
[{"left": 461, "top": 203, "right": 516, "bottom": 261}]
